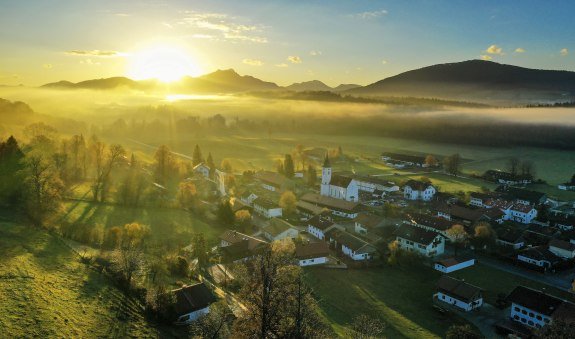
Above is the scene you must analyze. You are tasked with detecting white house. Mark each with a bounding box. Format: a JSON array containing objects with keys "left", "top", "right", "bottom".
[
  {"left": 434, "top": 257, "right": 476, "bottom": 273},
  {"left": 239, "top": 191, "right": 258, "bottom": 205},
  {"left": 263, "top": 218, "right": 299, "bottom": 242},
  {"left": 173, "top": 283, "right": 216, "bottom": 324},
  {"left": 327, "top": 230, "right": 377, "bottom": 261},
  {"left": 507, "top": 286, "right": 565, "bottom": 329},
  {"left": 395, "top": 224, "right": 445, "bottom": 257},
  {"left": 320, "top": 155, "right": 359, "bottom": 202},
  {"left": 193, "top": 163, "right": 211, "bottom": 178},
  {"left": 548, "top": 239, "right": 575, "bottom": 259},
  {"left": 253, "top": 197, "right": 283, "bottom": 219},
  {"left": 403, "top": 180, "right": 436, "bottom": 201},
  {"left": 354, "top": 213, "right": 385, "bottom": 235},
  {"left": 558, "top": 182, "right": 575, "bottom": 191},
  {"left": 503, "top": 203, "right": 538, "bottom": 224},
  {"left": 307, "top": 214, "right": 338, "bottom": 240},
  {"left": 517, "top": 247, "right": 559, "bottom": 270},
  {"left": 300, "top": 193, "right": 361, "bottom": 219},
  {"left": 256, "top": 171, "right": 289, "bottom": 192},
  {"left": 434, "top": 276, "right": 483, "bottom": 312},
  {"left": 294, "top": 241, "right": 330, "bottom": 266},
  {"left": 404, "top": 213, "right": 455, "bottom": 240}
]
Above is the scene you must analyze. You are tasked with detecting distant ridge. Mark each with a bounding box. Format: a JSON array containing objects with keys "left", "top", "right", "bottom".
[{"left": 286, "top": 80, "right": 333, "bottom": 92}]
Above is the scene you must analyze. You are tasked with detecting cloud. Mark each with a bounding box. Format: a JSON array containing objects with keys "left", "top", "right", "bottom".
[
  {"left": 350, "top": 9, "right": 388, "bottom": 20},
  {"left": 275, "top": 63, "right": 288, "bottom": 68},
  {"left": 514, "top": 48, "right": 526, "bottom": 53},
  {"left": 66, "top": 50, "right": 125, "bottom": 57},
  {"left": 309, "top": 50, "right": 322, "bottom": 56},
  {"left": 485, "top": 45, "right": 503, "bottom": 55},
  {"left": 381, "top": 59, "right": 388, "bottom": 65},
  {"left": 480, "top": 55, "right": 492, "bottom": 61},
  {"left": 43, "top": 64, "right": 53, "bottom": 69},
  {"left": 560, "top": 48, "right": 569, "bottom": 56},
  {"left": 287, "top": 56, "right": 302, "bottom": 64},
  {"left": 80, "top": 58, "right": 101, "bottom": 66},
  {"left": 180, "top": 11, "right": 267, "bottom": 43},
  {"left": 242, "top": 58, "right": 263, "bottom": 66}
]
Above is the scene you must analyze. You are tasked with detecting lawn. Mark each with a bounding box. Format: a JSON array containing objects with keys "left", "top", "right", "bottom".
[
  {"left": 305, "top": 266, "right": 467, "bottom": 338},
  {"left": 0, "top": 220, "right": 171, "bottom": 338}
]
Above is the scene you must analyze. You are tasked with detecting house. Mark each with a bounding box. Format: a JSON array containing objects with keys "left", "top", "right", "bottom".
[
  {"left": 496, "top": 228, "right": 525, "bottom": 249},
  {"left": 256, "top": 171, "right": 291, "bottom": 192},
  {"left": 263, "top": 218, "right": 299, "bottom": 241},
  {"left": 219, "top": 230, "right": 267, "bottom": 248},
  {"left": 300, "top": 192, "right": 362, "bottom": 219},
  {"left": 193, "top": 163, "right": 211, "bottom": 178},
  {"left": 507, "top": 286, "right": 572, "bottom": 329},
  {"left": 307, "top": 214, "right": 339, "bottom": 240},
  {"left": 434, "top": 257, "right": 476, "bottom": 273},
  {"left": 239, "top": 191, "right": 258, "bottom": 205},
  {"left": 354, "top": 213, "right": 386, "bottom": 235},
  {"left": 173, "top": 283, "right": 217, "bottom": 324},
  {"left": 231, "top": 198, "right": 253, "bottom": 214},
  {"left": 403, "top": 180, "right": 436, "bottom": 201},
  {"left": 503, "top": 203, "right": 538, "bottom": 224},
  {"left": 296, "top": 200, "right": 326, "bottom": 218},
  {"left": 294, "top": 241, "right": 330, "bottom": 266},
  {"left": 404, "top": 213, "right": 455, "bottom": 240},
  {"left": 434, "top": 276, "right": 483, "bottom": 311},
  {"left": 469, "top": 192, "right": 500, "bottom": 208},
  {"left": 327, "top": 230, "right": 377, "bottom": 261},
  {"left": 435, "top": 203, "right": 489, "bottom": 225},
  {"left": 253, "top": 197, "right": 282, "bottom": 218},
  {"left": 381, "top": 152, "right": 429, "bottom": 168},
  {"left": 548, "top": 238, "right": 575, "bottom": 259},
  {"left": 353, "top": 175, "right": 400, "bottom": 193},
  {"left": 215, "top": 169, "right": 230, "bottom": 196},
  {"left": 320, "top": 155, "right": 359, "bottom": 202},
  {"left": 483, "top": 170, "right": 532, "bottom": 185},
  {"left": 558, "top": 182, "right": 575, "bottom": 191},
  {"left": 517, "top": 246, "right": 560, "bottom": 270},
  {"left": 496, "top": 186, "right": 547, "bottom": 206},
  {"left": 395, "top": 224, "right": 445, "bottom": 257},
  {"left": 547, "top": 213, "right": 575, "bottom": 231}
]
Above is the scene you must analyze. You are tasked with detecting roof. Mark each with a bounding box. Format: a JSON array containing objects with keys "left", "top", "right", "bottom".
[
  {"left": 307, "top": 214, "right": 335, "bottom": 231},
  {"left": 470, "top": 191, "right": 497, "bottom": 201},
  {"left": 381, "top": 152, "right": 426, "bottom": 164},
  {"left": 495, "top": 186, "right": 546, "bottom": 204},
  {"left": 396, "top": 223, "right": 441, "bottom": 245},
  {"left": 256, "top": 171, "right": 286, "bottom": 188},
  {"left": 404, "top": 179, "right": 433, "bottom": 191},
  {"left": 506, "top": 286, "right": 564, "bottom": 316},
  {"left": 354, "top": 213, "right": 385, "bottom": 229},
  {"left": 435, "top": 256, "right": 475, "bottom": 268},
  {"left": 329, "top": 174, "right": 353, "bottom": 188},
  {"left": 435, "top": 203, "right": 486, "bottom": 223},
  {"left": 296, "top": 200, "right": 326, "bottom": 215},
  {"left": 253, "top": 197, "right": 280, "bottom": 210},
  {"left": 193, "top": 162, "right": 210, "bottom": 170},
  {"left": 231, "top": 199, "right": 252, "bottom": 213},
  {"left": 265, "top": 218, "right": 295, "bottom": 237},
  {"left": 549, "top": 238, "right": 575, "bottom": 252},
  {"left": 496, "top": 228, "right": 524, "bottom": 243},
  {"left": 219, "top": 230, "right": 267, "bottom": 250},
  {"left": 330, "top": 230, "right": 369, "bottom": 251},
  {"left": 518, "top": 246, "right": 560, "bottom": 263},
  {"left": 436, "top": 276, "right": 482, "bottom": 303},
  {"left": 173, "top": 283, "right": 216, "bottom": 316},
  {"left": 406, "top": 213, "right": 454, "bottom": 232},
  {"left": 300, "top": 193, "right": 361, "bottom": 213},
  {"left": 240, "top": 190, "right": 256, "bottom": 199},
  {"left": 295, "top": 241, "right": 330, "bottom": 260},
  {"left": 509, "top": 203, "right": 536, "bottom": 213}
]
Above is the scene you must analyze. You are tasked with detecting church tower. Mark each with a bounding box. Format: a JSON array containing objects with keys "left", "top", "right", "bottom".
[{"left": 320, "top": 154, "right": 331, "bottom": 196}]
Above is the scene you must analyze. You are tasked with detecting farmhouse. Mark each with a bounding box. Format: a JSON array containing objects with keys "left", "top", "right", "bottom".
[
  {"left": 517, "top": 246, "right": 560, "bottom": 270},
  {"left": 503, "top": 203, "right": 538, "bottom": 224},
  {"left": 320, "top": 155, "right": 359, "bottom": 202},
  {"left": 483, "top": 170, "right": 532, "bottom": 185},
  {"left": 395, "top": 224, "right": 445, "bottom": 257},
  {"left": 558, "top": 182, "right": 575, "bottom": 191},
  {"left": 403, "top": 180, "right": 436, "bottom": 201},
  {"left": 496, "top": 186, "right": 547, "bottom": 206},
  {"left": 173, "top": 283, "right": 217, "bottom": 324},
  {"left": 434, "top": 257, "right": 476, "bottom": 273},
  {"left": 507, "top": 286, "right": 573, "bottom": 329},
  {"left": 295, "top": 241, "right": 330, "bottom": 266},
  {"left": 231, "top": 199, "right": 252, "bottom": 214},
  {"left": 354, "top": 212, "right": 386, "bottom": 235},
  {"left": 354, "top": 175, "right": 400, "bottom": 193},
  {"left": 239, "top": 191, "right": 258, "bottom": 205},
  {"left": 300, "top": 192, "right": 361, "bottom": 219},
  {"left": 469, "top": 191, "right": 500, "bottom": 208},
  {"left": 435, "top": 203, "right": 488, "bottom": 225},
  {"left": 327, "top": 230, "right": 377, "bottom": 261},
  {"left": 547, "top": 213, "right": 575, "bottom": 231},
  {"left": 404, "top": 213, "right": 455, "bottom": 240},
  {"left": 193, "top": 163, "right": 211, "bottom": 178},
  {"left": 307, "top": 214, "right": 339, "bottom": 240},
  {"left": 296, "top": 200, "right": 326, "bottom": 218},
  {"left": 263, "top": 218, "right": 299, "bottom": 242},
  {"left": 434, "top": 276, "right": 483, "bottom": 312},
  {"left": 381, "top": 152, "right": 428, "bottom": 168},
  {"left": 496, "top": 228, "right": 525, "bottom": 249},
  {"left": 256, "top": 171, "right": 290, "bottom": 192},
  {"left": 253, "top": 197, "right": 283, "bottom": 218},
  {"left": 548, "top": 238, "right": 575, "bottom": 259}
]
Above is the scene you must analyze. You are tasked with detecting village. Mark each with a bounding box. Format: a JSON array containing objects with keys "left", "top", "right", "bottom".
[{"left": 164, "top": 146, "right": 575, "bottom": 338}]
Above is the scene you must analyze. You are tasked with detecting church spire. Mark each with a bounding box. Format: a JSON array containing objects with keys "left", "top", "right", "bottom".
[{"left": 323, "top": 153, "right": 331, "bottom": 168}]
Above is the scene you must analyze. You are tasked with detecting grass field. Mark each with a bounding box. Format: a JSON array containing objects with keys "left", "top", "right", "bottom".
[{"left": 0, "top": 220, "right": 166, "bottom": 338}]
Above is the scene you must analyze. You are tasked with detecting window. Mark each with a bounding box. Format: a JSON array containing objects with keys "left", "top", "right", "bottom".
[
  {"left": 536, "top": 315, "right": 542, "bottom": 320},
  {"left": 514, "top": 315, "right": 519, "bottom": 320},
  {"left": 521, "top": 310, "right": 527, "bottom": 315},
  {"left": 514, "top": 307, "right": 520, "bottom": 312},
  {"left": 528, "top": 320, "right": 534, "bottom": 326},
  {"left": 529, "top": 312, "right": 534, "bottom": 317}
]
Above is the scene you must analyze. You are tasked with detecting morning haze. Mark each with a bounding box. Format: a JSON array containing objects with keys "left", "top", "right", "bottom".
[{"left": 1, "top": 1, "right": 575, "bottom": 338}]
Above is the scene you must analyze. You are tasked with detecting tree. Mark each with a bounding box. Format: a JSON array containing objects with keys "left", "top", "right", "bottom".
[
  {"left": 425, "top": 155, "right": 438, "bottom": 167},
  {"left": 279, "top": 191, "right": 297, "bottom": 215},
  {"left": 122, "top": 222, "right": 149, "bottom": 248},
  {"left": 206, "top": 152, "right": 216, "bottom": 178},
  {"left": 306, "top": 165, "right": 317, "bottom": 187},
  {"left": 508, "top": 157, "right": 520, "bottom": 176},
  {"left": 345, "top": 314, "right": 386, "bottom": 339},
  {"left": 146, "top": 284, "right": 177, "bottom": 324},
  {"left": 538, "top": 320, "right": 575, "bottom": 339},
  {"left": 23, "top": 155, "right": 64, "bottom": 227},
  {"left": 446, "top": 325, "right": 481, "bottom": 339},
  {"left": 218, "top": 200, "right": 235, "bottom": 226},
  {"left": 191, "top": 233, "right": 209, "bottom": 269},
  {"left": 92, "top": 143, "right": 125, "bottom": 202},
  {"left": 192, "top": 144, "right": 203, "bottom": 166},
  {"left": 443, "top": 154, "right": 462, "bottom": 175},
  {"left": 153, "top": 145, "right": 178, "bottom": 186},
  {"left": 235, "top": 209, "right": 252, "bottom": 233},
  {"left": 0, "top": 136, "right": 25, "bottom": 205},
  {"left": 447, "top": 224, "right": 469, "bottom": 256},
  {"left": 221, "top": 159, "right": 233, "bottom": 173},
  {"left": 190, "top": 301, "right": 233, "bottom": 339},
  {"left": 472, "top": 222, "right": 495, "bottom": 249},
  {"left": 520, "top": 160, "right": 535, "bottom": 177},
  {"left": 283, "top": 154, "right": 295, "bottom": 178},
  {"left": 110, "top": 245, "right": 144, "bottom": 289},
  {"left": 177, "top": 181, "right": 197, "bottom": 210}
]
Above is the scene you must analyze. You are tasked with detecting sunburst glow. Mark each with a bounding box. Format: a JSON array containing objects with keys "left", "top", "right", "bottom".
[{"left": 127, "top": 45, "right": 203, "bottom": 82}]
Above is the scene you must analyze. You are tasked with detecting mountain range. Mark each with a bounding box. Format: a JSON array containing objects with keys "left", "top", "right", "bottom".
[{"left": 41, "top": 60, "right": 575, "bottom": 103}]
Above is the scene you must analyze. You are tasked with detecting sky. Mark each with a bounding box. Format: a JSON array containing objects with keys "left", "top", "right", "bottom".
[{"left": 1, "top": 0, "right": 574, "bottom": 87}]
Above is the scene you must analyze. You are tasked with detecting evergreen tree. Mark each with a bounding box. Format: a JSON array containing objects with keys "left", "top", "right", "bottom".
[
  {"left": 218, "top": 200, "right": 235, "bottom": 226},
  {"left": 306, "top": 165, "right": 317, "bottom": 187},
  {"left": 206, "top": 152, "right": 215, "bottom": 178},
  {"left": 192, "top": 144, "right": 203, "bottom": 166},
  {"left": 0, "top": 136, "right": 25, "bottom": 205},
  {"left": 284, "top": 154, "right": 295, "bottom": 178}
]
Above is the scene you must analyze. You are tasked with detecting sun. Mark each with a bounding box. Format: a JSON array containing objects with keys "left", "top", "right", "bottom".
[{"left": 127, "top": 44, "right": 203, "bottom": 82}]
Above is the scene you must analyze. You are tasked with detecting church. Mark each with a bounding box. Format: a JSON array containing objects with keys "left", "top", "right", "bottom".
[{"left": 320, "top": 155, "right": 359, "bottom": 202}]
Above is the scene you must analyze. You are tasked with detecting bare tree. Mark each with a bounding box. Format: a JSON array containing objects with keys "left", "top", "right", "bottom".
[
  {"left": 345, "top": 314, "right": 386, "bottom": 339},
  {"left": 508, "top": 157, "right": 520, "bottom": 176},
  {"left": 24, "top": 155, "right": 64, "bottom": 227},
  {"left": 92, "top": 143, "right": 125, "bottom": 202}
]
